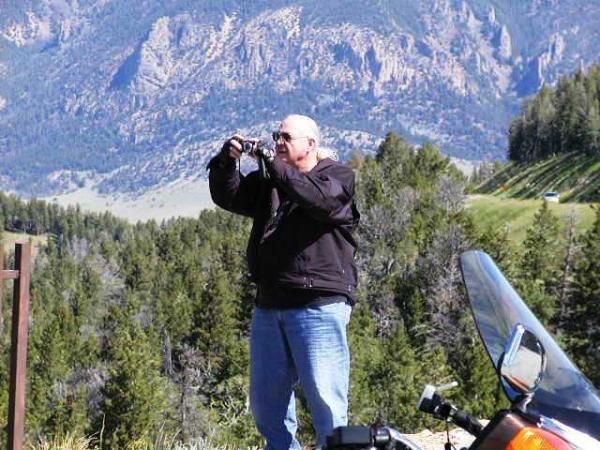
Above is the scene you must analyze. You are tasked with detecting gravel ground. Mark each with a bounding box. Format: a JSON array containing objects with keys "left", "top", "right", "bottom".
[{"left": 405, "top": 426, "right": 478, "bottom": 450}]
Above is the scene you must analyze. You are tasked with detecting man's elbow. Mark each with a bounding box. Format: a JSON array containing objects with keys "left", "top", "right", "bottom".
[
  {"left": 309, "top": 201, "right": 353, "bottom": 224},
  {"left": 209, "top": 185, "right": 231, "bottom": 211}
]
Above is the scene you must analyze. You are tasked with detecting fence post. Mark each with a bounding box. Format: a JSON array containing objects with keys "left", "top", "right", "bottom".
[{"left": 0, "top": 243, "right": 32, "bottom": 450}]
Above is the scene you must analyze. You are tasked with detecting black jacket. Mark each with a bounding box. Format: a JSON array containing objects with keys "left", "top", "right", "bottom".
[{"left": 208, "top": 154, "right": 360, "bottom": 306}]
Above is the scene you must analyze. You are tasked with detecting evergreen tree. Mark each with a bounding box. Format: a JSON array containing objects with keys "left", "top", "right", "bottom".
[
  {"left": 195, "top": 265, "right": 242, "bottom": 376},
  {"left": 508, "top": 64, "right": 600, "bottom": 161},
  {"left": 357, "top": 155, "right": 387, "bottom": 209},
  {"left": 347, "top": 302, "right": 384, "bottom": 424},
  {"left": 411, "top": 142, "right": 455, "bottom": 190},
  {"left": 375, "top": 132, "right": 413, "bottom": 191},
  {"left": 472, "top": 224, "right": 515, "bottom": 276},
  {"left": 508, "top": 116, "right": 525, "bottom": 162},
  {"left": 535, "top": 86, "right": 558, "bottom": 158},
  {"left": 27, "top": 306, "right": 76, "bottom": 436},
  {"left": 555, "top": 210, "right": 579, "bottom": 334},
  {"left": 367, "top": 325, "right": 424, "bottom": 431},
  {"left": 413, "top": 344, "right": 457, "bottom": 431},
  {"left": 584, "top": 100, "right": 600, "bottom": 156},
  {"left": 517, "top": 201, "right": 561, "bottom": 323},
  {"left": 156, "top": 290, "right": 193, "bottom": 345},
  {"left": 565, "top": 207, "right": 600, "bottom": 384},
  {"left": 98, "top": 319, "right": 170, "bottom": 449},
  {"left": 451, "top": 318, "right": 507, "bottom": 421},
  {"left": 557, "top": 73, "right": 587, "bottom": 154}
]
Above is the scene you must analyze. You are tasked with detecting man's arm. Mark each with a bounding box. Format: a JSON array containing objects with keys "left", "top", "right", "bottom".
[
  {"left": 266, "top": 158, "right": 356, "bottom": 224},
  {"left": 207, "top": 139, "right": 261, "bottom": 218}
]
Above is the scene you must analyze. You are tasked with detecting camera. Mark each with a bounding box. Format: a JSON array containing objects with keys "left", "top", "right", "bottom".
[
  {"left": 241, "top": 139, "right": 274, "bottom": 161},
  {"left": 230, "top": 137, "right": 274, "bottom": 166},
  {"left": 241, "top": 139, "right": 262, "bottom": 155}
]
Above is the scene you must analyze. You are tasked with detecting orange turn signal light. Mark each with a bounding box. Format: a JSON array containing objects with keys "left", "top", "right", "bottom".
[{"left": 507, "top": 427, "right": 572, "bottom": 450}]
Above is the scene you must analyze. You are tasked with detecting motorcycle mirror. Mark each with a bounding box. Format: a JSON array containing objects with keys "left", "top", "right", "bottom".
[{"left": 499, "top": 324, "right": 546, "bottom": 402}]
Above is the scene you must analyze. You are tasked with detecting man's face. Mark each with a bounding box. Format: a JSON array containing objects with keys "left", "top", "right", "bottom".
[{"left": 274, "top": 117, "right": 316, "bottom": 171}]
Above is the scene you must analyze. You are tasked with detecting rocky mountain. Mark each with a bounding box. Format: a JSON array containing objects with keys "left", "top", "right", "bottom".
[{"left": 0, "top": 0, "right": 598, "bottom": 197}]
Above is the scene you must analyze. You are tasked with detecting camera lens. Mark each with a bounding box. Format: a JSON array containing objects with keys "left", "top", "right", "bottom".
[{"left": 242, "top": 142, "right": 254, "bottom": 153}]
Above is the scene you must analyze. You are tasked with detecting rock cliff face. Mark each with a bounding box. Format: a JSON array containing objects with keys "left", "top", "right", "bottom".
[{"left": 0, "top": 0, "right": 598, "bottom": 196}]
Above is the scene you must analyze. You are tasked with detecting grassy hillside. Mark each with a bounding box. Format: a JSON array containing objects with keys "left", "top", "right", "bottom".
[
  {"left": 466, "top": 195, "right": 597, "bottom": 244},
  {"left": 475, "top": 153, "right": 600, "bottom": 203}
]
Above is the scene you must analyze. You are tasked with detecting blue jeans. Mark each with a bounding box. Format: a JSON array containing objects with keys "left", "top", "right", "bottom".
[{"left": 250, "top": 300, "right": 352, "bottom": 450}]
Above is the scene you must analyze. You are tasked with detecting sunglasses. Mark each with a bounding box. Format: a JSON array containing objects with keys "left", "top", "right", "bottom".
[{"left": 272, "top": 131, "right": 310, "bottom": 143}]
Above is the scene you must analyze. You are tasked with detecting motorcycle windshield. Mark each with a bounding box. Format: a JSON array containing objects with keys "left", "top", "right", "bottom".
[{"left": 460, "top": 250, "right": 600, "bottom": 439}]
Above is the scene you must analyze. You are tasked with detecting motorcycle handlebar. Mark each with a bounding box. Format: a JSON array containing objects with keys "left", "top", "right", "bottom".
[
  {"left": 450, "top": 408, "right": 483, "bottom": 437},
  {"left": 326, "top": 426, "right": 421, "bottom": 450},
  {"left": 417, "top": 384, "right": 483, "bottom": 438}
]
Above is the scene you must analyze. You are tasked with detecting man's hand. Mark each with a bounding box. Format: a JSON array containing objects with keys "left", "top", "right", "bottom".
[{"left": 221, "top": 134, "right": 244, "bottom": 161}]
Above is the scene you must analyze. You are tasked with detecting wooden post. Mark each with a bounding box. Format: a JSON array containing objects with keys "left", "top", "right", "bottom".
[{"left": 0, "top": 243, "right": 31, "bottom": 450}]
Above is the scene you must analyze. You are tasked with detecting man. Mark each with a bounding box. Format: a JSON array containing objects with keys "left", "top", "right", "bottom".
[{"left": 208, "top": 114, "right": 359, "bottom": 449}]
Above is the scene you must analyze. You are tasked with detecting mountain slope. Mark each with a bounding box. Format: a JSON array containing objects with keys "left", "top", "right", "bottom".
[
  {"left": 1, "top": 0, "right": 599, "bottom": 197},
  {"left": 475, "top": 153, "right": 600, "bottom": 202}
]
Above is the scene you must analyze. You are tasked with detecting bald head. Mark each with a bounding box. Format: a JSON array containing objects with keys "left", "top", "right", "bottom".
[
  {"left": 282, "top": 114, "right": 320, "bottom": 148},
  {"left": 276, "top": 114, "right": 320, "bottom": 172}
]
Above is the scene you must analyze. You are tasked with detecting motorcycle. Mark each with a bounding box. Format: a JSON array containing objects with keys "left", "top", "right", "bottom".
[{"left": 326, "top": 250, "right": 600, "bottom": 450}]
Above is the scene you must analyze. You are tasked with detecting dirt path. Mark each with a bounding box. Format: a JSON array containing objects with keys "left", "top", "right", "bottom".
[{"left": 406, "top": 426, "right": 478, "bottom": 450}]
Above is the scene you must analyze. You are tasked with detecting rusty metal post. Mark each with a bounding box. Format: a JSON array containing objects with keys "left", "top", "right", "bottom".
[{"left": 6, "top": 243, "right": 31, "bottom": 450}]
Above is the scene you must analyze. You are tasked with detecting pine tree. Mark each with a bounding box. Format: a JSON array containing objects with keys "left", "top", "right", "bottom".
[
  {"left": 27, "top": 306, "right": 74, "bottom": 435},
  {"left": 451, "top": 318, "right": 507, "bottom": 421},
  {"left": 555, "top": 210, "right": 579, "bottom": 334},
  {"left": 564, "top": 207, "right": 600, "bottom": 384},
  {"left": 195, "top": 265, "right": 242, "bottom": 375},
  {"left": 376, "top": 132, "right": 412, "bottom": 170},
  {"left": 584, "top": 100, "right": 600, "bottom": 156},
  {"left": 472, "top": 224, "right": 515, "bottom": 276},
  {"left": 508, "top": 116, "right": 526, "bottom": 162},
  {"left": 517, "top": 201, "right": 561, "bottom": 323},
  {"left": 98, "top": 320, "right": 169, "bottom": 449},
  {"left": 507, "top": 64, "right": 600, "bottom": 161},
  {"left": 413, "top": 343, "right": 456, "bottom": 432},
  {"left": 535, "top": 86, "right": 558, "bottom": 158},
  {"left": 357, "top": 156, "right": 387, "bottom": 209},
  {"left": 558, "top": 75, "right": 587, "bottom": 153},
  {"left": 368, "top": 324, "right": 424, "bottom": 431},
  {"left": 411, "top": 142, "right": 452, "bottom": 190},
  {"left": 347, "top": 302, "right": 384, "bottom": 424}
]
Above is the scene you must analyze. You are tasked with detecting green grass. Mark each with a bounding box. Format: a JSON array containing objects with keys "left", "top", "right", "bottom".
[
  {"left": 25, "top": 433, "right": 260, "bottom": 450},
  {"left": 28, "top": 434, "right": 96, "bottom": 450},
  {"left": 476, "top": 153, "right": 600, "bottom": 203},
  {"left": 466, "top": 195, "right": 598, "bottom": 244}
]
